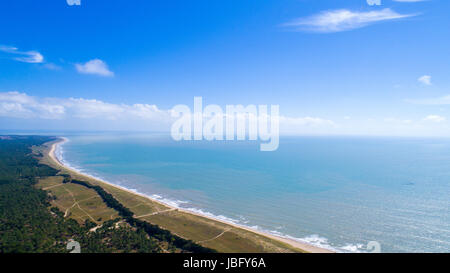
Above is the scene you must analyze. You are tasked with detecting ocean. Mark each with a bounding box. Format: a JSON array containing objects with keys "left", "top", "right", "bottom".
[{"left": 55, "top": 133, "right": 450, "bottom": 252}]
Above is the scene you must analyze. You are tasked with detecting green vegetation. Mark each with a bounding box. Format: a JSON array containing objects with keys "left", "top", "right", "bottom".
[
  {"left": 0, "top": 136, "right": 68, "bottom": 252},
  {"left": 0, "top": 135, "right": 213, "bottom": 253},
  {"left": 69, "top": 179, "right": 215, "bottom": 253}
]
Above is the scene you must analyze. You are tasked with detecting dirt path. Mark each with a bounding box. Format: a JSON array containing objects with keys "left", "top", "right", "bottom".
[
  {"left": 135, "top": 208, "right": 176, "bottom": 218},
  {"left": 62, "top": 185, "right": 98, "bottom": 223},
  {"left": 42, "top": 183, "right": 64, "bottom": 190},
  {"left": 196, "top": 228, "right": 233, "bottom": 244}
]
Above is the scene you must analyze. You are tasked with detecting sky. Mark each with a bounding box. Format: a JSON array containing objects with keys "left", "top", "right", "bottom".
[{"left": 1, "top": 0, "right": 450, "bottom": 136}]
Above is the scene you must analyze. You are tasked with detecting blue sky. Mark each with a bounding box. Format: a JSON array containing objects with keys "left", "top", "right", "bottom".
[{"left": 1, "top": 0, "right": 450, "bottom": 136}]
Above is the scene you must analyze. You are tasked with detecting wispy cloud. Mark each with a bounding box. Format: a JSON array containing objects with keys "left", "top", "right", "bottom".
[
  {"left": 75, "top": 59, "right": 114, "bottom": 77},
  {"left": 282, "top": 8, "right": 415, "bottom": 33},
  {"left": 423, "top": 115, "right": 446, "bottom": 123},
  {"left": 418, "top": 75, "right": 432, "bottom": 85},
  {"left": 0, "top": 46, "right": 44, "bottom": 63}
]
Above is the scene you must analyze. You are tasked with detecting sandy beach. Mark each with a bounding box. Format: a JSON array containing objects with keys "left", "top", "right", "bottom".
[{"left": 47, "top": 137, "right": 333, "bottom": 253}]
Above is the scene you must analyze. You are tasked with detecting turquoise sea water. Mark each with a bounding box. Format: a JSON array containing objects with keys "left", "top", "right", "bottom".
[{"left": 56, "top": 134, "right": 450, "bottom": 252}]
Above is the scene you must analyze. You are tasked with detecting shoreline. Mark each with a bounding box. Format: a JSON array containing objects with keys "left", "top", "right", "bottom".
[{"left": 47, "top": 137, "right": 333, "bottom": 253}]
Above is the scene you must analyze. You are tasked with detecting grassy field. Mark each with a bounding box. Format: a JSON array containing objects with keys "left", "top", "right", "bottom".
[
  {"left": 35, "top": 140, "right": 306, "bottom": 253},
  {"left": 36, "top": 176, "right": 120, "bottom": 224}
]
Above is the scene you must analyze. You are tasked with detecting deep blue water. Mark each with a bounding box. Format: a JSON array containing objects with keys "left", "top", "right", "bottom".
[{"left": 56, "top": 134, "right": 450, "bottom": 252}]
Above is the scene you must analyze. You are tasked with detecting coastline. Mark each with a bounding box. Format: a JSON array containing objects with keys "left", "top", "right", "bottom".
[{"left": 47, "top": 137, "right": 333, "bottom": 253}]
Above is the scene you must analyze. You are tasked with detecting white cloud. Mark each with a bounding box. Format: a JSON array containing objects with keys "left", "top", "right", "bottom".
[
  {"left": 75, "top": 59, "right": 114, "bottom": 77},
  {"left": 0, "top": 91, "right": 64, "bottom": 119},
  {"left": 418, "top": 75, "right": 432, "bottom": 85},
  {"left": 282, "top": 8, "right": 415, "bottom": 32},
  {"left": 0, "top": 91, "right": 35, "bottom": 104},
  {"left": 65, "top": 98, "right": 125, "bottom": 119},
  {"left": 0, "top": 92, "right": 166, "bottom": 121},
  {"left": 3, "top": 92, "right": 450, "bottom": 136},
  {"left": 0, "top": 46, "right": 44, "bottom": 63},
  {"left": 423, "top": 115, "right": 446, "bottom": 123},
  {"left": 0, "top": 91, "right": 335, "bottom": 125},
  {"left": 0, "top": 91, "right": 338, "bottom": 135}
]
